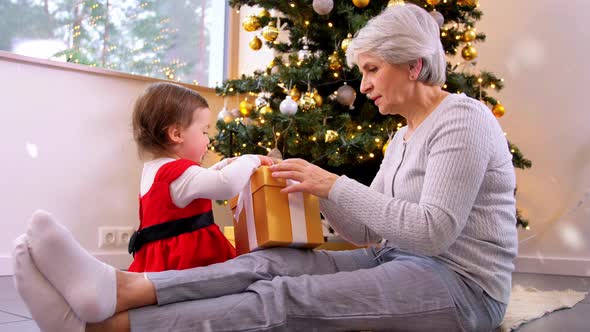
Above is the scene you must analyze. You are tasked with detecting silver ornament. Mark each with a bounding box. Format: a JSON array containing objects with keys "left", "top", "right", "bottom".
[
  {"left": 312, "top": 0, "right": 334, "bottom": 15},
  {"left": 430, "top": 10, "right": 444, "bottom": 28},
  {"left": 336, "top": 84, "right": 356, "bottom": 110},
  {"left": 298, "top": 45, "right": 312, "bottom": 61},
  {"left": 279, "top": 95, "right": 298, "bottom": 115},
  {"left": 230, "top": 108, "right": 241, "bottom": 118},
  {"left": 255, "top": 95, "right": 268, "bottom": 109}
]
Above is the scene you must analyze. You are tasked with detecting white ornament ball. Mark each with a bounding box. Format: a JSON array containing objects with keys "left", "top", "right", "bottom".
[
  {"left": 217, "top": 108, "right": 233, "bottom": 123},
  {"left": 336, "top": 84, "right": 357, "bottom": 109},
  {"left": 430, "top": 10, "right": 444, "bottom": 28},
  {"left": 313, "top": 0, "right": 334, "bottom": 15},
  {"left": 279, "top": 95, "right": 298, "bottom": 115}
]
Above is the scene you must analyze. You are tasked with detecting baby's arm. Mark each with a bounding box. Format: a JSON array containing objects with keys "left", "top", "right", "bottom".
[
  {"left": 208, "top": 157, "right": 237, "bottom": 171},
  {"left": 170, "top": 155, "right": 261, "bottom": 207}
]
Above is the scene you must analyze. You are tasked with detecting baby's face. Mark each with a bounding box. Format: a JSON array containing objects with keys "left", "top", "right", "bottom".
[{"left": 177, "top": 107, "right": 211, "bottom": 164}]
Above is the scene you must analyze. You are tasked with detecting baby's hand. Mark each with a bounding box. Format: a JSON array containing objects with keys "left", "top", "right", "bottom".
[{"left": 257, "top": 155, "right": 275, "bottom": 166}]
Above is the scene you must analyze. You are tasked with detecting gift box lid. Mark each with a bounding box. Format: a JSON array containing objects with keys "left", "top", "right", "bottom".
[{"left": 229, "top": 166, "right": 288, "bottom": 209}]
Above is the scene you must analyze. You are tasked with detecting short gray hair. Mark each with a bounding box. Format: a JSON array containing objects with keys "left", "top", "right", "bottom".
[{"left": 346, "top": 4, "right": 446, "bottom": 86}]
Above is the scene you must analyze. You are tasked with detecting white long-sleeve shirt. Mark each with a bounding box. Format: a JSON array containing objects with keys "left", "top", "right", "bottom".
[
  {"left": 320, "top": 93, "right": 518, "bottom": 304},
  {"left": 140, "top": 155, "right": 261, "bottom": 208}
]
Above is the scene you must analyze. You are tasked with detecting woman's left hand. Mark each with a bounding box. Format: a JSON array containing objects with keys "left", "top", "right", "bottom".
[{"left": 270, "top": 159, "right": 339, "bottom": 198}]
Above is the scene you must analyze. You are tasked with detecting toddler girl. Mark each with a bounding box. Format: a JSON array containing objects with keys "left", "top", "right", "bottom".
[{"left": 128, "top": 82, "right": 272, "bottom": 272}]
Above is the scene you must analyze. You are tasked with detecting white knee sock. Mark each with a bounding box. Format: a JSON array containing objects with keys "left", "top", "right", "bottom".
[
  {"left": 26, "top": 210, "right": 117, "bottom": 323},
  {"left": 13, "top": 234, "right": 85, "bottom": 332}
]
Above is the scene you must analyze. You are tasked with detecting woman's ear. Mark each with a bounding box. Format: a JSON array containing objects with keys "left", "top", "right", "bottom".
[
  {"left": 167, "top": 124, "right": 183, "bottom": 144},
  {"left": 408, "top": 58, "right": 423, "bottom": 80}
]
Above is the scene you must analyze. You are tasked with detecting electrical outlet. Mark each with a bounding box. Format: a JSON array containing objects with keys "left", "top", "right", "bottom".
[
  {"left": 98, "top": 227, "right": 117, "bottom": 248},
  {"left": 98, "top": 227, "right": 135, "bottom": 248},
  {"left": 115, "top": 227, "right": 135, "bottom": 247}
]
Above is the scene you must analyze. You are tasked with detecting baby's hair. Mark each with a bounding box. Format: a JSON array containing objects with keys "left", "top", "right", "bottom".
[{"left": 132, "top": 82, "right": 209, "bottom": 158}]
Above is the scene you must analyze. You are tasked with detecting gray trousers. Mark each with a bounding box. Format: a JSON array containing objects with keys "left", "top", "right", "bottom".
[{"left": 130, "top": 247, "right": 506, "bottom": 332}]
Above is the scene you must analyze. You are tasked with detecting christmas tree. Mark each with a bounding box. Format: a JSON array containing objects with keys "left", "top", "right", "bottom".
[{"left": 212, "top": 0, "right": 532, "bottom": 228}]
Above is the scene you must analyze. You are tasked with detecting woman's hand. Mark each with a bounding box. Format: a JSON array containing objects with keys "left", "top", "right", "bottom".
[{"left": 270, "top": 159, "right": 339, "bottom": 198}]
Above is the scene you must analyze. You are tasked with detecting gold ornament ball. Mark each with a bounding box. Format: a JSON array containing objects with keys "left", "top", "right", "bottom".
[
  {"left": 341, "top": 33, "right": 353, "bottom": 52},
  {"left": 426, "top": 0, "right": 441, "bottom": 5},
  {"left": 290, "top": 86, "right": 301, "bottom": 102},
  {"left": 352, "top": 0, "right": 370, "bottom": 8},
  {"left": 387, "top": 0, "right": 405, "bottom": 7},
  {"left": 239, "top": 99, "right": 254, "bottom": 116},
  {"left": 262, "top": 21, "right": 279, "bottom": 42},
  {"left": 382, "top": 141, "right": 390, "bottom": 155},
  {"left": 457, "top": 0, "right": 478, "bottom": 6},
  {"left": 325, "top": 130, "right": 339, "bottom": 143},
  {"left": 258, "top": 9, "right": 270, "bottom": 18},
  {"left": 463, "top": 29, "right": 476, "bottom": 42},
  {"left": 492, "top": 103, "right": 505, "bottom": 118},
  {"left": 461, "top": 44, "right": 478, "bottom": 61},
  {"left": 259, "top": 105, "right": 272, "bottom": 114},
  {"left": 249, "top": 36, "right": 262, "bottom": 50},
  {"left": 299, "top": 92, "right": 317, "bottom": 111},
  {"left": 217, "top": 108, "right": 233, "bottom": 124},
  {"left": 312, "top": 89, "right": 323, "bottom": 107},
  {"left": 329, "top": 51, "right": 343, "bottom": 71},
  {"left": 242, "top": 15, "right": 261, "bottom": 32}
]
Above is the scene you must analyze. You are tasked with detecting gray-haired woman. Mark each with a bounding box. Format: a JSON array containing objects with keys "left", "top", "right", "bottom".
[{"left": 14, "top": 4, "right": 516, "bottom": 332}]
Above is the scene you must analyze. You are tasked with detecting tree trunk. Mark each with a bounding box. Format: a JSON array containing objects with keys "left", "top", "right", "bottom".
[{"left": 101, "top": 0, "right": 111, "bottom": 66}]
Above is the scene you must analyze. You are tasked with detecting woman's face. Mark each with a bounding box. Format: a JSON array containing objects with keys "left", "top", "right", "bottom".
[{"left": 358, "top": 52, "right": 412, "bottom": 116}]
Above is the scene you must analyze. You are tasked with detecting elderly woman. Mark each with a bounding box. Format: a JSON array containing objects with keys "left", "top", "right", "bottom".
[{"left": 13, "top": 4, "right": 516, "bottom": 332}]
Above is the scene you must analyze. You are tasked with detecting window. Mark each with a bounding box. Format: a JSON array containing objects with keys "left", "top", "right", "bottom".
[{"left": 0, "top": 0, "right": 227, "bottom": 87}]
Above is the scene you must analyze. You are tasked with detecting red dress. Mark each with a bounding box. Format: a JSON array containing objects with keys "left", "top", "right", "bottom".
[{"left": 128, "top": 159, "right": 236, "bottom": 272}]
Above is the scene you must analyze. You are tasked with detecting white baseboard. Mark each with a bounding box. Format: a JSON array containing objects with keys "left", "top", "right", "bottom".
[
  {"left": 515, "top": 256, "right": 590, "bottom": 277},
  {"left": 0, "top": 252, "right": 133, "bottom": 276}
]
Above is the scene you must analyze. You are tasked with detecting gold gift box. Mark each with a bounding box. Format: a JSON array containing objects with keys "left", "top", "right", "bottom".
[{"left": 229, "top": 166, "right": 324, "bottom": 255}]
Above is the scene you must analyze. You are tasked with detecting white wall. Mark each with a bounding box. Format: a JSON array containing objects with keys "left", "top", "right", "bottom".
[
  {"left": 0, "top": 56, "right": 231, "bottom": 274},
  {"left": 235, "top": 1, "right": 590, "bottom": 276},
  {"left": 476, "top": 0, "right": 590, "bottom": 275}
]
